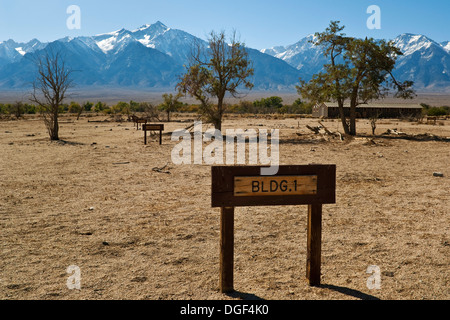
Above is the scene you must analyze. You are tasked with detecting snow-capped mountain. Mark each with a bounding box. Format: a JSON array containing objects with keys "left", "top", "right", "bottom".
[
  {"left": 0, "top": 22, "right": 449, "bottom": 92},
  {"left": 261, "top": 34, "right": 327, "bottom": 80},
  {"left": 0, "top": 21, "right": 301, "bottom": 91},
  {"left": 441, "top": 41, "right": 450, "bottom": 53},
  {"left": 262, "top": 33, "right": 450, "bottom": 91},
  {"left": 391, "top": 34, "right": 450, "bottom": 89},
  {"left": 0, "top": 38, "right": 46, "bottom": 67},
  {"left": 93, "top": 21, "right": 202, "bottom": 66}
]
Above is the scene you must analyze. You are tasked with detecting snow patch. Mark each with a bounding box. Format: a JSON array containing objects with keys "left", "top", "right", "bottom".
[
  {"left": 394, "top": 34, "right": 434, "bottom": 56},
  {"left": 443, "top": 42, "right": 450, "bottom": 53},
  {"left": 15, "top": 47, "right": 26, "bottom": 56},
  {"left": 96, "top": 37, "right": 117, "bottom": 53}
]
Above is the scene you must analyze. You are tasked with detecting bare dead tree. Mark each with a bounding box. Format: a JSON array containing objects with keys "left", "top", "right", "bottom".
[{"left": 30, "top": 50, "right": 74, "bottom": 141}]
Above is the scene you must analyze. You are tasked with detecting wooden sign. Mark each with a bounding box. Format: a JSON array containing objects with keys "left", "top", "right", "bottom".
[
  {"left": 132, "top": 115, "right": 147, "bottom": 130},
  {"left": 212, "top": 165, "right": 335, "bottom": 208},
  {"left": 212, "top": 165, "right": 336, "bottom": 293},
  {"left": 144, "top": 124, "right": 165, "bottom": 131},
  {"left": 143, "top": 124, "right": 165, "bottom": 145},
  {"left": 234, "top": 175, "right": 318, "bottom": 197}
]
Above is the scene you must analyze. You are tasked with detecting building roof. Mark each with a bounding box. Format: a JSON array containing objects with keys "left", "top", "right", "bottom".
[{"left": 322, "top": 102, "right": 422, "bottom": 109}]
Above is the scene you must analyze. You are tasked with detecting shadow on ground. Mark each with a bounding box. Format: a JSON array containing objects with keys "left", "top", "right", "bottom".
[
  {"left": 225, "top": 290, "right": 265, "bottom": 300},
  {"left": 319, "top": 284, "right": 381, "bottom": 300},
  {"left": 224, "top": 284, "right": 380, "bottom": 301}
]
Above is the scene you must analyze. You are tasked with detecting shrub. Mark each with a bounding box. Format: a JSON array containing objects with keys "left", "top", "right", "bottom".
[
  {"left": 427, "top": 106, "right": 449, "bottom": 117},
  {"left": 83, "top": 101, "right": 93, "bottom": 112},
  {"left": 68, "top": 101, "right": 82, "bottom": 114},
  {"left": 25, "top": 104, "right": 36, "bottom": 114},
  {"left": 94, "top": 101, "right": 107, "bottom": 113},
  {"left": 0, "top": 103, "right": 9, "bottom": 114},
  {"left": 253, "top": 96, "right": 283, "bottom": 113}
]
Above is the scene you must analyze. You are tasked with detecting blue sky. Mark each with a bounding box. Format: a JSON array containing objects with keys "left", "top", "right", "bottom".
[{"left": 1, "top": 0, "right": 449, "bottom": 49}]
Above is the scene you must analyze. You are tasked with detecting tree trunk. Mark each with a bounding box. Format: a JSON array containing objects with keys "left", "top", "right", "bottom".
[
  {"left": 338, "top": 100, "right": 350, "bottom": 135},
  {"left": 349, "top": 93, "right": 358, "bottom": 136},
  {"left": 215, "top": 96, "right": 224, "bottom": 132},
  {"left": 51, "top": 107, "right": 59, "bottom": 141},
  {"left": 349, "top": 106, "right": 357, "bottom": 136},
  {"left": 215, "top": 115, "right": 222, "bottom": 132}
]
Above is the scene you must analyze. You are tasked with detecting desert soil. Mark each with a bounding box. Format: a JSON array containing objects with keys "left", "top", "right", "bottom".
[{"left": 0, "top": 113, "right": 449, "bottom": 300}]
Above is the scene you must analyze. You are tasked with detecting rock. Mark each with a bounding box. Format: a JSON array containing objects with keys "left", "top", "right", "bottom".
[
  {"left": 131, "top": 276, "right": 147, "bottom": 283},
  {"left": 382, "top": 271, "right": 394, "bottom": 277},
  {"left": 433, "top": 172, "right": 444, "bottom": 177}
]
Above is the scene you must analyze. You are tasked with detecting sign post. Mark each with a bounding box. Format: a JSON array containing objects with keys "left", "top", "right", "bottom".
[
  {"left": 220, "top": 207, "right": 235, "bottom": 293},
  {"left": 307, "top": 204, "right": 322, "bottom": 286},
  {"left": 211, "top": 165, "right": 336, "bottom": 293}
]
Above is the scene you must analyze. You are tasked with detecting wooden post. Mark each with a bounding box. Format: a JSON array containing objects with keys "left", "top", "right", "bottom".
[
  {"left": 159, "top": 129, "right": 162, "bottom": 145},
  {"left": 144, "top": 128, "right": 147, "bottom": 145},
  {"left": 211, "top": 165, "right": 335, "bottom": 293},
  {"left": 306, "top": 204, "right": 322, "bottom": 286},
  {"left": 220, "top": 206, "right": 235, "bottom": 293}
]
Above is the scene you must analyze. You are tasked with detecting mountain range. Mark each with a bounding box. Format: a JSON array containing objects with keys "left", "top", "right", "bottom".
[
  {"left": 0, "top": 21, "right": 449, "bottom": 93},
  {"left": 262, "top": 33, "right": 450, "bottom": 92}
]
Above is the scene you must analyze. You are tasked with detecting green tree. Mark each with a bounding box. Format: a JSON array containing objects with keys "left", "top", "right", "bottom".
[
  {"left": 83, "top": 101, "right": 93, "bottom": 112},
  {"left": 177, "top": 30, "right": 254, "bottom": 131},
  {"left": 68, "top": 101, "right": 81, "bottom": 113},
  {"left": 112, "top": 101, "right": 131, "bottom": 120},
  {"left": 297, "top": 21, "right": 415, "bottom": 135},
  {"left": 253, "top": 96, "right": 283, "bottom": 113},
  {"left": 69, "top": 101, "right": 85, "bottom": 120},
  {"left": 158, "top": 93, "right": 183, "bottom": 122},
  {"left": 129, "top": 100, "right": 140, "bottom": 114},
  {"left": 25, "top": 104, "right": 36, "bottom": 114},
  {"left": 9, "top": 101, "right": 26, "bottom": 119},
  {"left": 94, "top": 101, "right": 106, "bottom": 113},
  {"left": 427, "top": 106, "right": 449, "bottom": 117}
]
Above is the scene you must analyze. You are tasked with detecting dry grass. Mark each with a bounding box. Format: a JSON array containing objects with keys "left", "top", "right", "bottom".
[{"left": 0, "top": 113, "right": 449, "bottom": 300}]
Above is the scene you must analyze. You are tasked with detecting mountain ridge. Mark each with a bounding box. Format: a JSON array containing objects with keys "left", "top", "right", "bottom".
[
  {"left": 262, "top": 32, "right": 450, "bottom": 92},
  {"left": 0, "top": 22, "right": 449, "bottom": 93}
]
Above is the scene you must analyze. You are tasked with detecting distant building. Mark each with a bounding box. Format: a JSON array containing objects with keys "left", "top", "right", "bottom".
[{"left": 312, "top": 102, "right": 423, "bottom": 119}]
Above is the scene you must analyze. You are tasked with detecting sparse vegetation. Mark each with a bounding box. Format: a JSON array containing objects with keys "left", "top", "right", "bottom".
[
  {"left": 421, "top": 103, "right": 450, "bottom": 117},
  {"left": 1, "top": 114, "right": 448, "bottom": 300},
  {"left": 158, "top": 93, "right": 184, "bottom": 122},
  {"left": 177, "top": 30, "right": 254, "bottom": 131},
  {"left": 298, "top": 21, "right": 416, "bottom": 136}
]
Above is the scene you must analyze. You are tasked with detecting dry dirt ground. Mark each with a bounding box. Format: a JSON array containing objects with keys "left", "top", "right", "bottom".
[{"left": 0, "top": 113, "right": 449, "bottom": 300}]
